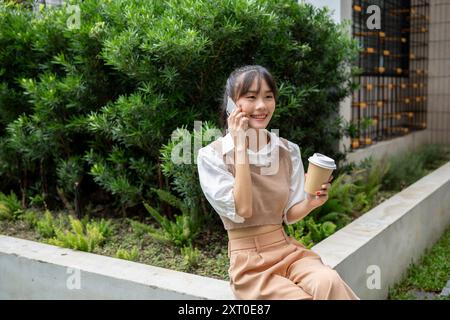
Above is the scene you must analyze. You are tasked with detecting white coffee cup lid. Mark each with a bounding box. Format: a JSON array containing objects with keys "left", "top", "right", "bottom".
[{"left": 308, "top": 153, "right": 336, "bottom": 170}]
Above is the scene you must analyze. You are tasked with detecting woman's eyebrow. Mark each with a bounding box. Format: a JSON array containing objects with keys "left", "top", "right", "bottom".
[{"left": 247, "top": 90, "right": 273, "bottom": 93}]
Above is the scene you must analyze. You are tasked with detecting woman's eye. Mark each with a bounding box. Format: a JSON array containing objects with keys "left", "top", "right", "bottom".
[
  {"left": 266, "top": 96, "right": 273, "bottom": 99},
  {"left": 247, "top": 96, "right": 256, "bottom": 99}
]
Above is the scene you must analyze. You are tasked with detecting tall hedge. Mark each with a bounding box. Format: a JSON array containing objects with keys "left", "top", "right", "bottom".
[{"left": 0, "top": 0, "right": 358, "bottom": 221}]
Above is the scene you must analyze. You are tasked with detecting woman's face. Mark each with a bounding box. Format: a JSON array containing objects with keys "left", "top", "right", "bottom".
[{"left": 235, "top": 76, "right": 275, "bottom": 130}]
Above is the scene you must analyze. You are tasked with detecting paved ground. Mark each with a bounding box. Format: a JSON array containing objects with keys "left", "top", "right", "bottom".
[
  {"left": 440, "top": 280, "right": 450, "bottom": 297},
  {"left": 407, "top": 279, "right": 450, "bottom": 299}
]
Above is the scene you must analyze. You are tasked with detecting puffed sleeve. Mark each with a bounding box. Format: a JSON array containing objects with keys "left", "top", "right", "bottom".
[
  {"left": 196, "top": 146, "right": 245, "bottom": 223},
  {"left": 283, "top": 141, "right": 307, "bottom": 225}
]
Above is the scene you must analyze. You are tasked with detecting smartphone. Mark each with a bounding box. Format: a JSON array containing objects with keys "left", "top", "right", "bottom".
[{"left": 226, "top": 96, "right": 237, "bottom": 117}]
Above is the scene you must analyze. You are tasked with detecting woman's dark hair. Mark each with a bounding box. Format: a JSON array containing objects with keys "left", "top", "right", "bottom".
[{"left": 219, "top": 65, "right": 278, "bottom": 135}]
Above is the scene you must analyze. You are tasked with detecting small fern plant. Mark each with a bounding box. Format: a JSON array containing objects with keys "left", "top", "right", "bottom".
[
  {"left": 116, "top": 246, "right": 139, "bottom": 261},
  {"left": 47, "top": 216, "right": 112, "bottom": 252},
  {"left": 143, "top": 188, "right": 201, "bottom": 248}
]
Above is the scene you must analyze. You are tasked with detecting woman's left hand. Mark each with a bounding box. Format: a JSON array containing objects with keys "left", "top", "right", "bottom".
[{"left": 304, "top": 174, "right": 333, "bottom": 209}]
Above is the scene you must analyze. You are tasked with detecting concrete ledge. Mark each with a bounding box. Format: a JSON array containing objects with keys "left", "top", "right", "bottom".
[
  {"left": 0, "top": 236, "right": 234, "bottom": 299},
  {"left": 1, "top": 161, "right": 449, "bottom": 300}
]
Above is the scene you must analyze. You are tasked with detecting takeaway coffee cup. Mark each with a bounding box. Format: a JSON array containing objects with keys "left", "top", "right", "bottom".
[{"left": 304, "top": 153, "right": 336, "bottom": 195}]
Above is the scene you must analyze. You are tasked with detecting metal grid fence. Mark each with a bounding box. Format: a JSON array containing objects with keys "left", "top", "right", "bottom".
[{"left": 351, "top": 0, "right": 429, "bottom": 150}]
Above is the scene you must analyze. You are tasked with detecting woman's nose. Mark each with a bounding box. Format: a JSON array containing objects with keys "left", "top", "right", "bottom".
[{"left": 256, "top": 98, "right": 267, "bottom": 110}]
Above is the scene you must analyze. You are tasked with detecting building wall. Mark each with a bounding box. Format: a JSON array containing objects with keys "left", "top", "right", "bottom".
[{"left": 428, "top": 0, "right": 450, "bottom": 145}]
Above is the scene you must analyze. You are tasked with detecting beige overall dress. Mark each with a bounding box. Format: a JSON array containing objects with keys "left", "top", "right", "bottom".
[{"left": 208, "top": 137, "right": 360, "bottom": 300}]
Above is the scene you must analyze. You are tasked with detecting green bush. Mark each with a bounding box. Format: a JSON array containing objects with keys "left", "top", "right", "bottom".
[
  {"left": 418, "top": 144, "right": 450, "bottom": 169},
  {"left": 382, "top": 144, "right": 448, "bottom": 191},
  {"left": 0, "top": 0, "right": 128, "bottom": 208},
  {"left": 383, "top": 152, "right": 426, "bottom": 191},
  {"left": 0, "top": 0, "right": 358, "bottom": 224}
]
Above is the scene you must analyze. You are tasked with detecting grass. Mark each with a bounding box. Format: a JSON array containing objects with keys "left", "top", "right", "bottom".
[{"left": 388, "top": 224, "right": 450, "bottom": 300}]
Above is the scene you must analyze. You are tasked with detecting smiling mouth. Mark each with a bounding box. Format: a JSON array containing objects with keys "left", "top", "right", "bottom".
[{"left": 250, "top": 114, "right": 268, "bottom": 119}]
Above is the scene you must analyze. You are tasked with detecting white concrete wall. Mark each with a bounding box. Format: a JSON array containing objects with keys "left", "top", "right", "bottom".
[{"left": 0, "top": 237, "right": 234, "bottom": 299}]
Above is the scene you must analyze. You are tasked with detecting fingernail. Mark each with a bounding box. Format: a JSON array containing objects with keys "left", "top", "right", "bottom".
[{"left": 316, "top": 191, "right": 321, "bottom": 196}]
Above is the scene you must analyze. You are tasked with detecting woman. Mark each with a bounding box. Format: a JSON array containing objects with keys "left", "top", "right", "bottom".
[{"left": 197, "top": 65, "right": 360, "bottom": 300}]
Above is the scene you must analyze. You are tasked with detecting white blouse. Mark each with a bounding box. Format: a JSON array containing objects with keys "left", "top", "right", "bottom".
[{"left": 196, "top": 130, "right": 306, "bottom": 225}]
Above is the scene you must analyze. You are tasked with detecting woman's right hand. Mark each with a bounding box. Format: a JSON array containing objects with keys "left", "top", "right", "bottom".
[{"left": 227, "top": 104, "right": 249, "bottom": 150}]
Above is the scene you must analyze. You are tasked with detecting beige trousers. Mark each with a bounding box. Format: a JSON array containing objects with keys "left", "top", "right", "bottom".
[{"left": 227, "top": 226, "right": 360, "bottom": 300}]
